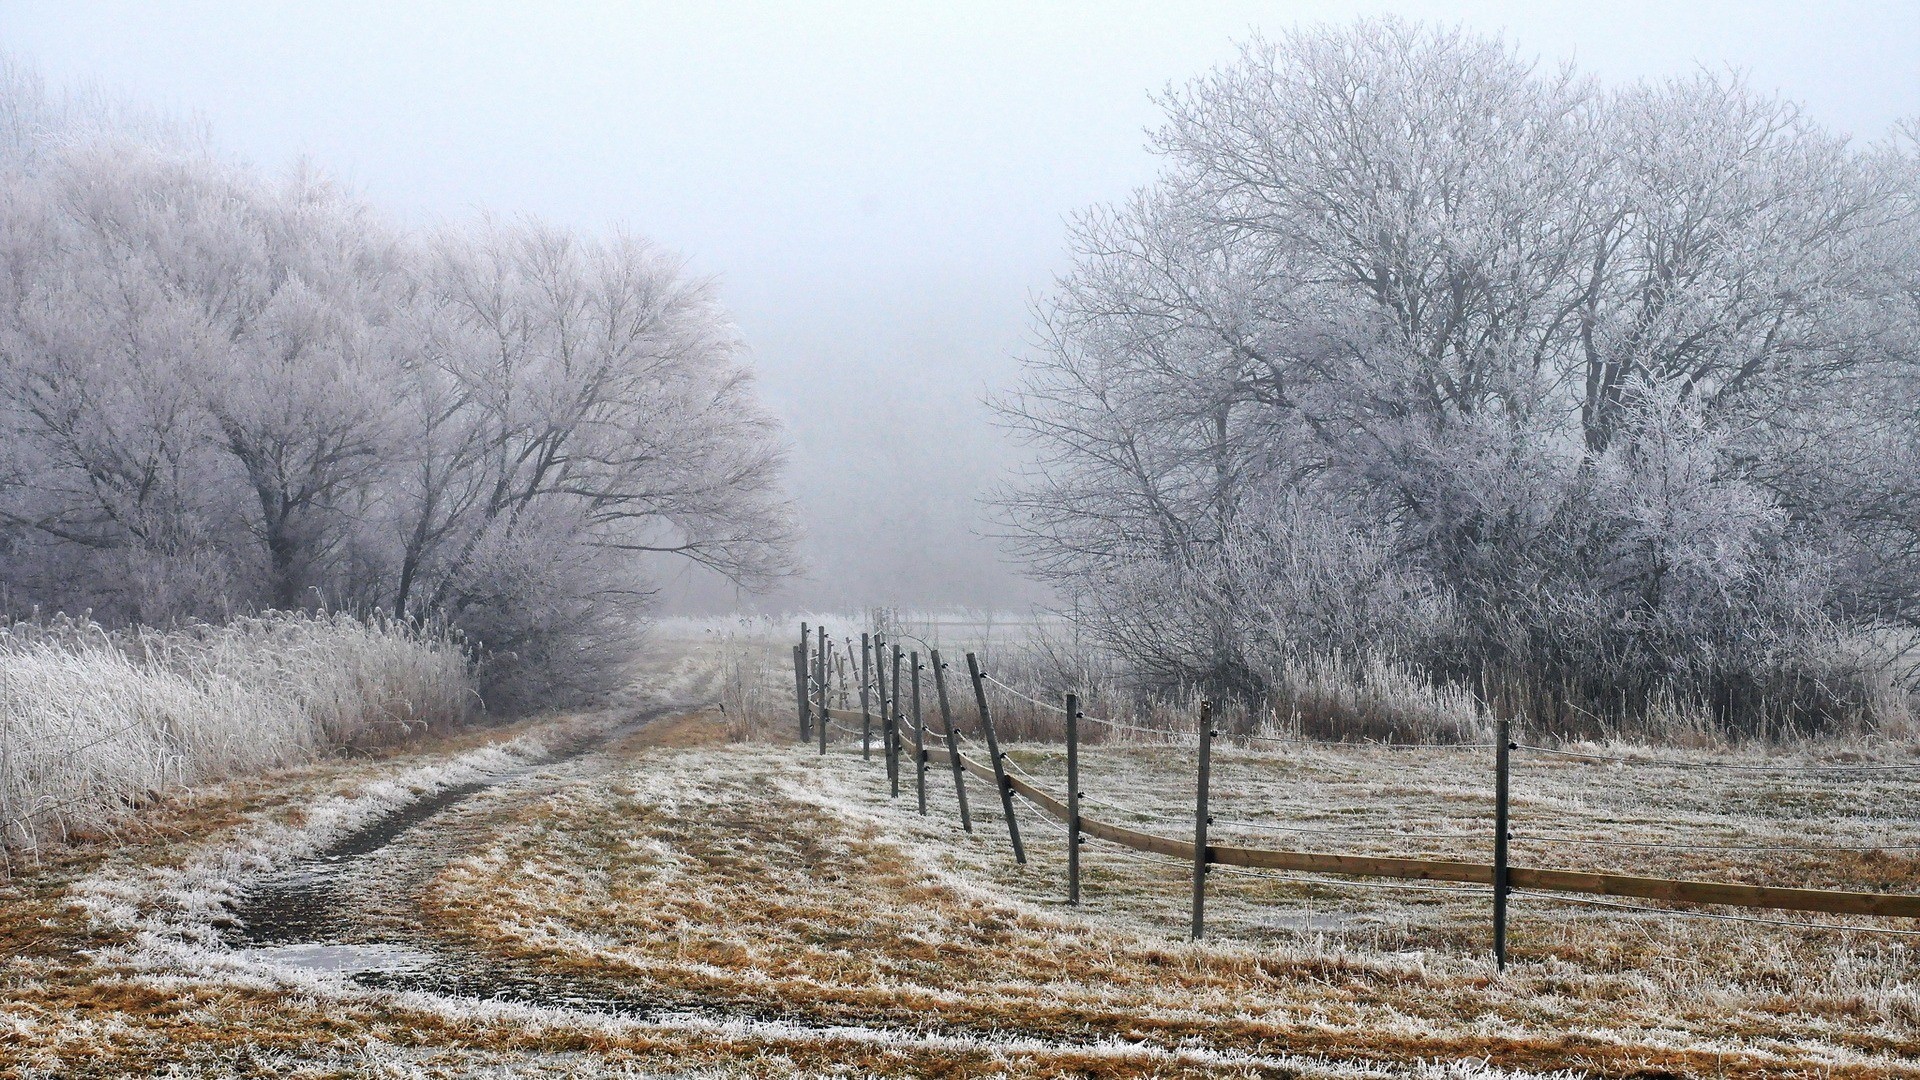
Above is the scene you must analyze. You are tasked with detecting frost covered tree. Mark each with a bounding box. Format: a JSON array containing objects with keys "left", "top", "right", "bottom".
[
  {"left": 999, "top": 19, "right": 1920, "bottom": 737},
  {"left": 0, "top": 61, "right": 796, "bottom": 707}
]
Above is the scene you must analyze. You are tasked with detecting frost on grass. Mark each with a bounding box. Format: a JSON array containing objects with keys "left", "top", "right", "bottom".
[
  {"left": 412, "top": 732, "right": 1920, "bottom": 1076},
  {"left": 17, "top": 693, "right": 1920, "bottom": 1075},
  {"left": 65, "top": 713, "right": 595, "bottom": 965},
  {"left": 0, "top": 611, "right": 475, "bottom": 863}
]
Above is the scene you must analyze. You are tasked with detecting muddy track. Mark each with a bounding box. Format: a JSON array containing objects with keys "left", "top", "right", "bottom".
[
  {"left": 226, "top": 703, "right": 762, "bottom": 1020},
  {"left": 219, "top": 711, "right": 1255, "bottom": 1057}
]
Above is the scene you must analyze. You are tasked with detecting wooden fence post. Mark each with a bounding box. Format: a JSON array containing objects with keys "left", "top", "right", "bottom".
[
  {"left": 1192, "top": 701, "right": 1214, "bottom": 940},
  {"left": 966, "top": 652, "right": 1026, "bottom": 864},
  {"left": 879, "top": 634, "right": 890, "bottom": 787},
  {"left": 868, "top": 633, "right": 884, "bottom": 761},
  {"left": 798, "top": 625, "right": 811, "bottom": 741},
  {"left": 1494, "top": 716, "right": 1512, "bottom": 971},
  {"left": 858, "top": 633, "right": 872, "bottom": 757},
  {"left": 792, "top": 644, "right": 810, "bottom": 743},
  {"left": 1066, "top": 692, "right": 1081, "bottom": 904},
  {"left": 888, "top": 645, "right": 904, "bottom": 798},
  {"left": 931, "top": 649, "right": 971, "bottom": 832},
  {"left": 911, "top": 651, "right": 927, "bottom": 814},
  {"left": 815, "top": 628, "right": 828, "bottom": 749}
]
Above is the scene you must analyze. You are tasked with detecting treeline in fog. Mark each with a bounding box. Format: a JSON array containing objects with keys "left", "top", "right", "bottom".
[
  {"left": 999, "top": 20, "right": 1920, "bottom": 740},
  {"left": 0, "top": 61, "right": 794, "bottom": 709}
]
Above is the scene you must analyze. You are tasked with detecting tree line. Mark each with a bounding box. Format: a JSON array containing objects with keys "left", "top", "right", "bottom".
[
  {"left": 0, "top": 61, "right": 795, "bottom": 709},
  {"left": 998, "top": 20, "right": 1920, "bottom": 738}
]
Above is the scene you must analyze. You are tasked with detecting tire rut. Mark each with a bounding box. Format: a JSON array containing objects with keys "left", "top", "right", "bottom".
[{"left": 226, "top": 704, "right": 729, "bottom": 1017}]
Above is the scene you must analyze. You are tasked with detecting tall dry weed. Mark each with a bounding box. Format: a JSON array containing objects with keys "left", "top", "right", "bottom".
[{"left": 0, "top": 610, "right": 474, "bottom": 864}]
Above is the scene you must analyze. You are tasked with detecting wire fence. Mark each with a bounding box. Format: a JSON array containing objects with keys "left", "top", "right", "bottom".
[{"left": 793, "top": 623, "right": 1920, "bottom": 963}]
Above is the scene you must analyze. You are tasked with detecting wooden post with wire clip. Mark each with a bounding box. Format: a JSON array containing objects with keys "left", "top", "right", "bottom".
[
  {"left": 888, "top": 645, "right": 904, "bottom": 797},
  {"left": 869, "top": 633, "right": 886, "bottom": 760},
  {"left": 792, "top": 643, "right": 810, "bottom": 744},
  {"left": 967, "top": 652, "right": 1025, "bottom": 864},
  {"left": 857, "top": 633, "right": 873, "bottom": 757},
  {"left": 911, "top": 650, "right": 928, "bottom": 814},
  {"left": 1192, "top": 700, "right": 1214, "bottom": 940},
  {"left": 1067, "top": 692, "right": 1081, "bottom": 903},
  {"left": 1494, "top": 716, "right": 1513, "bottom": 970},
  {"left": 931, "top": 649, "right": 971, "bottom": 832}
]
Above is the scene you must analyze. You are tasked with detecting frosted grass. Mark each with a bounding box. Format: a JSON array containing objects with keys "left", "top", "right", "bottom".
[{"left": 0, "top": 610, "right": 474, "bottom": 862}]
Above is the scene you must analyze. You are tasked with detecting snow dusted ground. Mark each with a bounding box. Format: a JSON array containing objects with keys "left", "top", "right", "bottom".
[{"left": 2, "top": 632, "right": 1916, "bottom": 1077}]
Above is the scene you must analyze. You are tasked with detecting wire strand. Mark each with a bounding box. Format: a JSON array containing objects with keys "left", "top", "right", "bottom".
[
  {"left": 1210, "top": 818, "right": 1920, "bottom": 853},
  {"left": 979, "top": 674, "right": 1494, "bottom": 750},
  {"left": 1512, "top": 889, "right": 1920, "bottom": 937},
  {"left": 1211, "top": 863, "right": 1488, "bottom": 897},
  {"left": 1211, "top": 817, "right": 1487, "bottom": 841},
  {"left": 1517, "top": 744, "right": 1920, "bottom": 775},
  {"left": 1515, "top": 832, "right": 1920, "bottom": 853}
]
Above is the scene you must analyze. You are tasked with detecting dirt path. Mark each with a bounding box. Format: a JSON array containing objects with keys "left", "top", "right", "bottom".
[{"left": 227, "top": 705, "right": 716, "bottom": 1012}]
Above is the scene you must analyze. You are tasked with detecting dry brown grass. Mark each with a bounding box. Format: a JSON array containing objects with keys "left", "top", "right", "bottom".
[
  {"left": 7, "top": 694, "right": 1918, "bottom": 1077},
  {"left": 416, "top": 716, "right": 1920, "bottom": 1077}
]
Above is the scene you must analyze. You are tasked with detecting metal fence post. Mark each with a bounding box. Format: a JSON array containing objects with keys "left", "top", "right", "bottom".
[
  {"left": 930, "top": 649, "right": 971, "bottom": 832},
  {"left": 1494, "top": 715, "right": 1512, "bottom": 971},
  {"left": 1066, "top": 691, "right": 1081, "bottom": 904},
  {"left": 1192, "top": 700, "right": 1214, "bottom": 941},
  {"left": 966, "top": 652, "right": 1026, "bottom": 864}
]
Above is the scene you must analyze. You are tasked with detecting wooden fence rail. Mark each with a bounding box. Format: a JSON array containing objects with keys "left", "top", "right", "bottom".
[
  {"left": 817, "top": 703, "right": 1920, "bottom": 921},
  {"left": 802, "top": 622, "right": 1920, "bottom": 965}
]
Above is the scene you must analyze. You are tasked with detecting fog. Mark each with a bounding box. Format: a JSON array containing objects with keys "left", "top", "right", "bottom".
[{"left": 4, "top": 0, "right": 1914, "bottom": 615}]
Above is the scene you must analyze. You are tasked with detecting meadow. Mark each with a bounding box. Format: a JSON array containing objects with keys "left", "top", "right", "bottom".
[{"left": 1, "top": 614, "right": 1916, "bottom": 1077}]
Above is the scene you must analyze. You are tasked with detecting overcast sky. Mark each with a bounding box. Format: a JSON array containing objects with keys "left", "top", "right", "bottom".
[{"left": 3, "top": 1, "right": 1915, "bottom": 614}]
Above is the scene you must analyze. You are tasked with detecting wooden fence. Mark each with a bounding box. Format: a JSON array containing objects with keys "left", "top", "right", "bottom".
[{"left": 790, "top": 623, "right": 1920, "bottom": 968}]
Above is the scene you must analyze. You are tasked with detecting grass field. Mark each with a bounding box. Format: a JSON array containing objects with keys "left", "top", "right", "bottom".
[{"left": 1, "top": 619, "right": 1917, "bottom": 1077}]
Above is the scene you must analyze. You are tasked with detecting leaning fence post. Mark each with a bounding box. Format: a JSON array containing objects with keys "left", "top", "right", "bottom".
[
  {"left": 966, "top": 652, "right": 1026, "bottom": 864},
  {"left": 931, "top": 649, "right": 971, "bottom": 832},
  {"left": 792, "top": 644, "right": 810, "bottom": 743},
  {"left": 1066, "top": 691, "right": 1081, "bottom": 904},
  {"left": 888, "top": 645, "right": 904, "bottom": 798},
  {"left": 911, "top": 650, "right": 928, "bottom": 815},
  {"left": 1192, "top": 700, "right": 1214, "bottom": 940},
  {"left": 1493, "top": 715, "right": 1512, "bottom": 971}
]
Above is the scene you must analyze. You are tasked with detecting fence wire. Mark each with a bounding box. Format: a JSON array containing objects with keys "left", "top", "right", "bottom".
[
  {"left": 1517, "top": 743, "right": 1920, "bottom": 775},
  {"left": 980, "top": 673, "right": 1496, "bottom": 750},
  {"left": 1513, "top": 889, "right": 1920, "bottom": 938},
  {"left": 808, "top": 626, "right": 1920, "bottom": 952}
]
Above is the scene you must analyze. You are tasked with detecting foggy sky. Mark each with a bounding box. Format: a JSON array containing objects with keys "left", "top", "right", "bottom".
[{"left": 4, "top": 1, "right": 1915, "bottom": 615}]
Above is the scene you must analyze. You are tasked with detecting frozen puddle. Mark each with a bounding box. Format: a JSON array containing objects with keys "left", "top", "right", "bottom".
[{"left": 241, "top": 942, "right": 436, "bottom": 975}]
